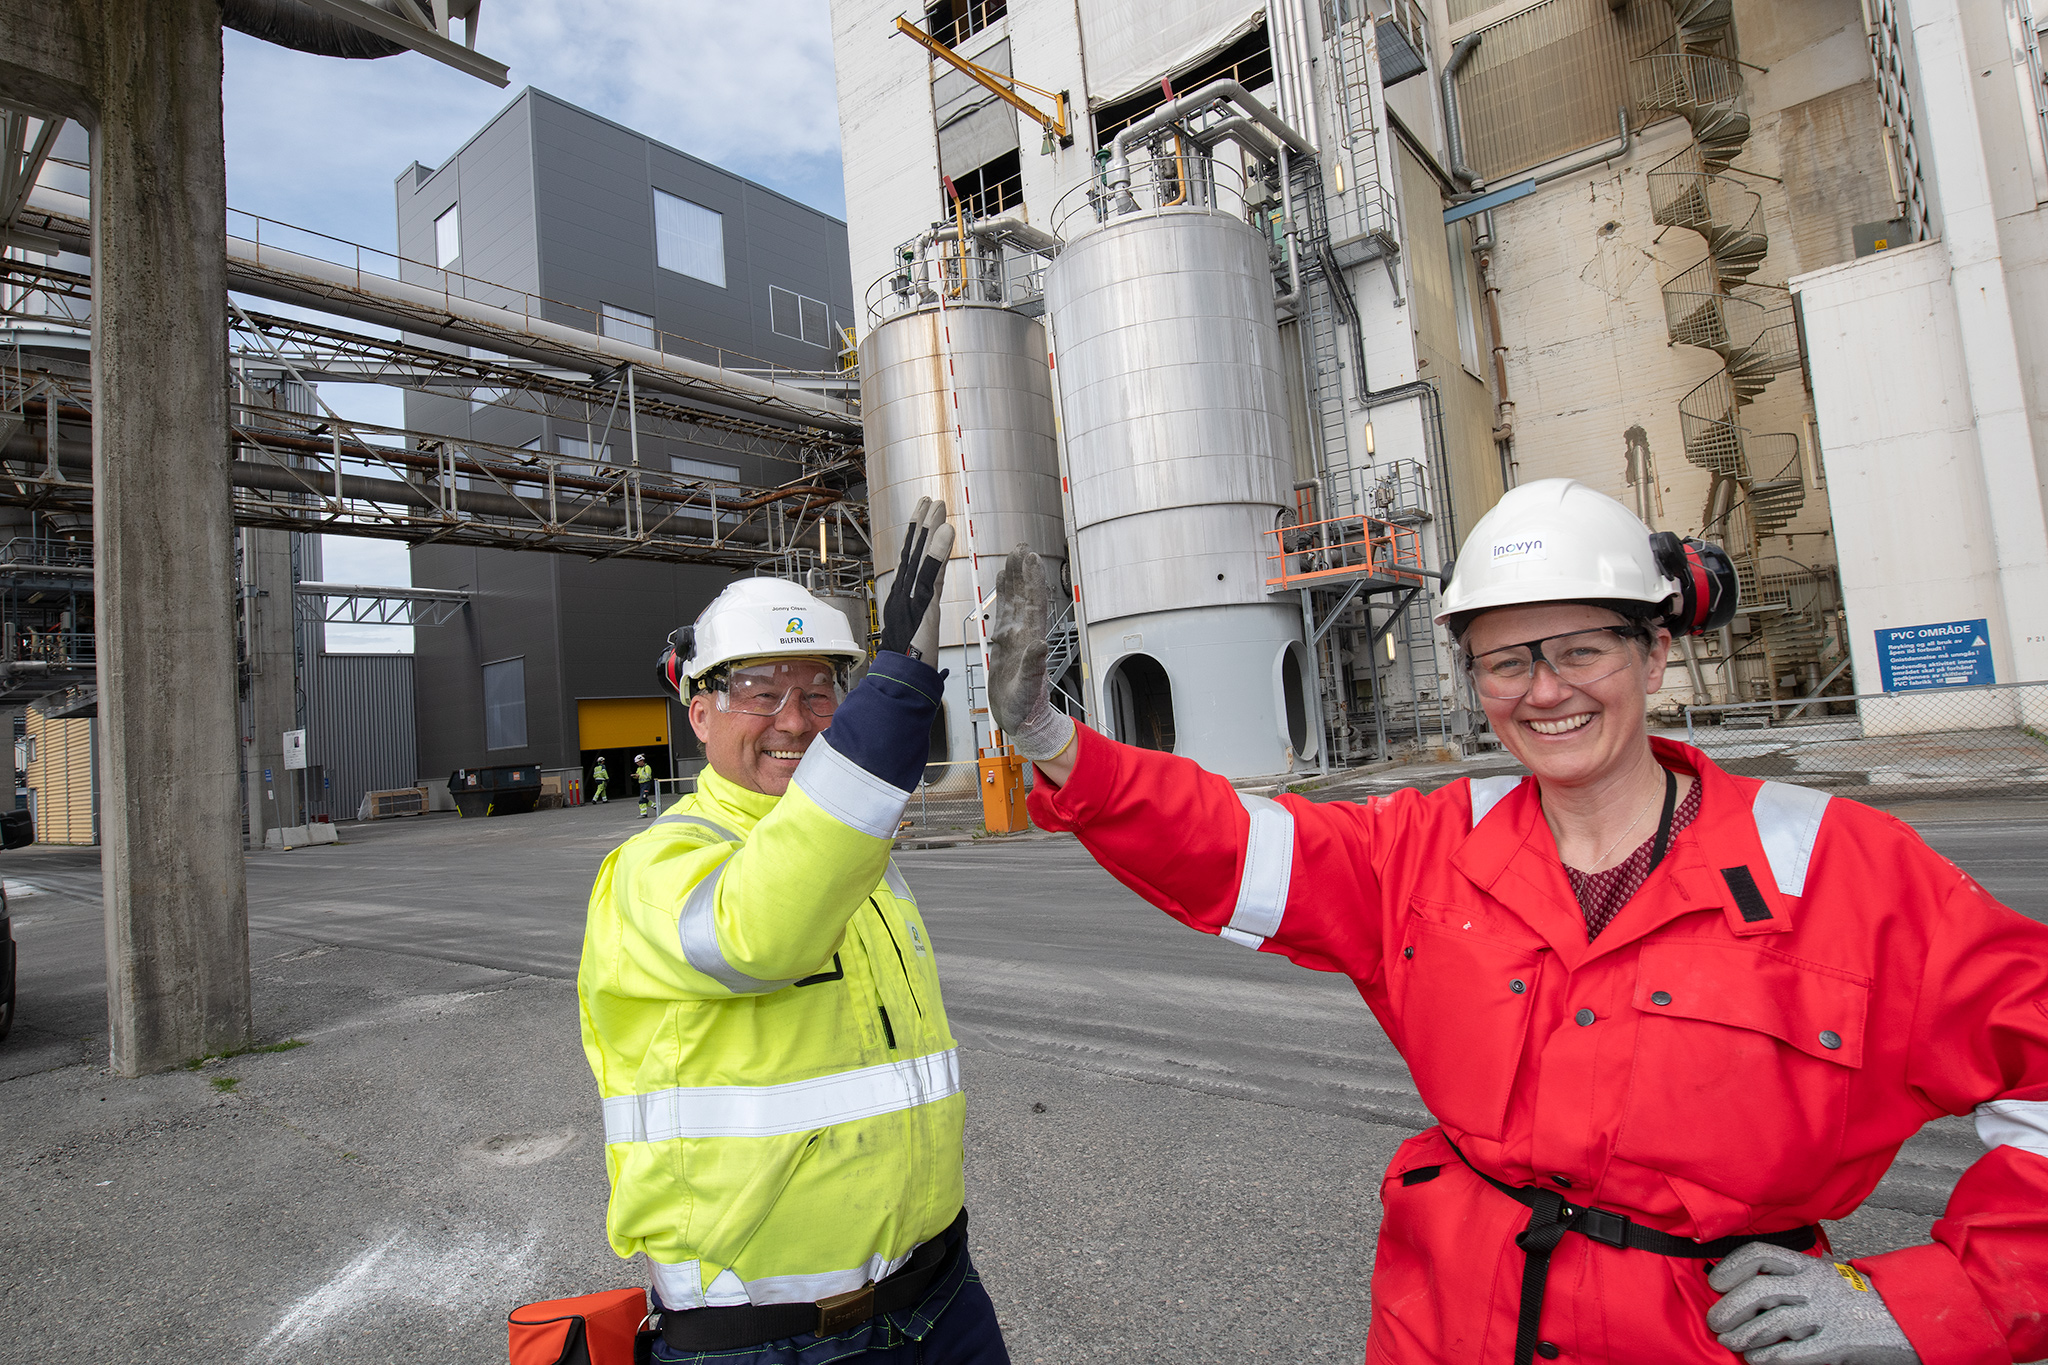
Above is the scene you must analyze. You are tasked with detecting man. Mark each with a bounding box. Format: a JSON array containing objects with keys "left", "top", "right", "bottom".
[
  {"left": 634, "top": 752, "right": 656, "bottom": 818},
  {"left": 592, "top": 755, "right": 610, "bottom": 803},
  {"left": 579, "top": 498, "right": 1008, "bottom": 1364},
  {"left": 987, "top": 480, "right": 2048, "bottom": 1365}
]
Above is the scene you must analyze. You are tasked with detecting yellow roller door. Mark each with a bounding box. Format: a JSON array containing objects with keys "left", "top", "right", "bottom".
[{"left": 578, "top": 697, "right": 671, "bottom": 750}]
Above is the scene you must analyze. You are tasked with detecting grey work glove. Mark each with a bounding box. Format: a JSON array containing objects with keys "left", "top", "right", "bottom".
[
  {"left": 1706, "top": 1243, "right": 1920, "bottom": 1365},
  {"left": 878, "top": 497, "right": 955, "bottom": 663},
  {"left": 989, "top": 545, "right": 1075, "bottom": 762}
]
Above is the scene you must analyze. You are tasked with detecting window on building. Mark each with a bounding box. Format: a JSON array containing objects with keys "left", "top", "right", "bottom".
[
  {"left": 1091, "top": 20, "right": 1274, "bottom": 144},
  {"left": 434, "top": 204, "right": 460, "bottom": 268},
  {"left": 672, "top": 456, "right": 741, "bottom": 480},
  {"left": 770, "top": 285, "right": 835, "bottom": 347},
  {"left": 949, "top": 148, "right": 1023, "bottom": 221},
  {"left": 482, "top": 657, "right": 527, "bottom": 750},
  {"left": 924, "top": 0, "right": 1005, "bottom": 47},
  {"left": 654, "top": 189, "right": 726, "bottom": 287},
  {"left": 1446, "top": 221, "right": 1483, "bottom": 378},
  {"left": 601, "top": 302, "right": 657, "bottom": 349},
  {"left": 557, "top": 434, "right": 614, "bottom": 465}
]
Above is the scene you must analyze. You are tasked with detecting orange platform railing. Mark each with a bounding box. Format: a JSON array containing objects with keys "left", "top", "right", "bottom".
[{"left": 1264, "top": 512, "right": 1429, "bottom": 589}]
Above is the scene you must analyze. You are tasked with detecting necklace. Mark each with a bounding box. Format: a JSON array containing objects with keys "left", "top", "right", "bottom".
[{"left": 1585, "top": 791, "right": 1658, "bottom": 871}]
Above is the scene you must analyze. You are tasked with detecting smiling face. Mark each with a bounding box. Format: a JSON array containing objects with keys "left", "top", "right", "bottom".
[
  {"left": 1463, "top": 602, "right": 1670, "bottom": 792},
  {"left": 688, "top": 656, "right": 834, "bottom": 797}
]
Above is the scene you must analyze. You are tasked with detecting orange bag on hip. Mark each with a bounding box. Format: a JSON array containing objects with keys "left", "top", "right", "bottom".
[{"left": 508, "top": 1286, "right": 649, "bottom": 1365}]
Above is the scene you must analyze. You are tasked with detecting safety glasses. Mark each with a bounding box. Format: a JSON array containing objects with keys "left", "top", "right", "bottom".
[
  {"left": 1463, "top": 625, "right": 1650, "bottom": 701},
  {"left": 713, "top": 662, "right": 843, "bottom": 719}
]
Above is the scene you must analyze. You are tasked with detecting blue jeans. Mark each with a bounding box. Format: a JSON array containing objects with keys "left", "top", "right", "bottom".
[{"left": 649, "top": 1241, "right": 1008, "bottom": 1365}]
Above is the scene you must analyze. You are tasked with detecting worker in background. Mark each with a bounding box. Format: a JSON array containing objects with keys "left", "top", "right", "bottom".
[
  {"left": 579, "top": 498, "right": 1008, "bottom": 1363},
  {"left": 988, "top": 478, "right": 2048, "bottom": 1365},
  {"left": 592, "top": 755, "right": 610, "bottom": 803},
  {"left": 634, "top": 752, "right": 655, "bottom": 819}
]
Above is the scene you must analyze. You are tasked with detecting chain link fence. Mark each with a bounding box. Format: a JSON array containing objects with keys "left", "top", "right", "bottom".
[
  {"left": 897, "top": 760, "right": 1004, "bottom": 841},
  {"left": 1680, "top": 680, "right": 2048, "bottom": 800}
]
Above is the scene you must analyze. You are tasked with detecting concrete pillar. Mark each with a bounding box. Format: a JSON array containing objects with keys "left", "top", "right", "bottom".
[{"left": 83, "top": 0, "right": 251, "bottom": 1072}]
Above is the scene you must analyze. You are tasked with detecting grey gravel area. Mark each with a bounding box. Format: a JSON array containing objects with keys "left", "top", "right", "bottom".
[{"left": 0, "top": 793, "right": 2040, "bottom": 1362}]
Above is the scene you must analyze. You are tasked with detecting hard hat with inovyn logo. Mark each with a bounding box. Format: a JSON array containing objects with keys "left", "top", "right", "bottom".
[
  {"left": 655, "top": 577, "right": 866, "bottom": 698},
  {"left": 1436, "top": 478, "right": 1738, "bottom": 636}
]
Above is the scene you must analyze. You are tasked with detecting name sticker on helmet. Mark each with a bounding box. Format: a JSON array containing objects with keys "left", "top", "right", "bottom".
[{"left": 1491, "top": 538, "right": 1547, "bottom": 562}]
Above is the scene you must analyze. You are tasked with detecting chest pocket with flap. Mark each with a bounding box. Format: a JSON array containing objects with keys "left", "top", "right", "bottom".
[
  {"left": 1392, "top": 903, "right": 1546, "bottom": 1141},
  {"left": 1616, "top": 939, "right": 1868, "bottom": 1205}
]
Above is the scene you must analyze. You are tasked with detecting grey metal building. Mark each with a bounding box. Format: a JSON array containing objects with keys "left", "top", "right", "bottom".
[{"left": 395, "top": 90, "right": 856, "bottom": 790}]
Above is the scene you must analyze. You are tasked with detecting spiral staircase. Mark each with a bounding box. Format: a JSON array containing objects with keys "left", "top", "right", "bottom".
[{"left": 1637, "top": 1, "right": 1824, "bottom": 697}]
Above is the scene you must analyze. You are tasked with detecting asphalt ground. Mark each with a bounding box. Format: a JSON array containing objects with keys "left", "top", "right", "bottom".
[{"left": 2, "top": 791, "right": 2044, "bottom": 1363}]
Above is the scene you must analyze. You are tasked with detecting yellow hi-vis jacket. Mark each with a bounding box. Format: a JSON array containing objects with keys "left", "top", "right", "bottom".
[{"left": 578, "top": 728, "right": 962, "bottom": 1311}]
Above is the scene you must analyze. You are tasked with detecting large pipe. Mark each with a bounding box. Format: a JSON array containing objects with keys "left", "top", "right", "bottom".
[
  {"left": 221, "top": 0, "right": 425, "bottom": 58},
  {"left": 1107, "top": 79, "right": 1313, "bottom": 199},
  {"left": 916, "top": 213, "right": 1061, "bottom": 257},
  {"left": 0, "top": 429, "right": 778, "bottom": 546},
  {"left": 1443, "top": 34, "right": 1484, "bottom": 191},
  {"left": 24, "top": 187, "right": 862, "bottom": 437}
]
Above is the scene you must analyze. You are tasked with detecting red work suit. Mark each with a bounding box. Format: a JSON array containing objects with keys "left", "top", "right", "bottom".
[{"left": 1027, "top": 728, "right": 2048, "bottom": 1365}]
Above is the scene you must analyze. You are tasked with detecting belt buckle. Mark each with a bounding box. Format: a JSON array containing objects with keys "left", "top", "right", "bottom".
[
  {"left": 815, "top": 1282, "right": 876, "bottom": 1336},
  {"left": 1577, "top": 1206, "right": 1631, "bottom": 1248}
]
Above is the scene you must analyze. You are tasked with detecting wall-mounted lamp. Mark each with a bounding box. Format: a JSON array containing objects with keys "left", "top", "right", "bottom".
[{"left": 1363, "top": 421, "right": 1376, "bottom": 457}]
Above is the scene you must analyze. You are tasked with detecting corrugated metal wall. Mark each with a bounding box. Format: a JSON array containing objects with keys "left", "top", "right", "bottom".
[
  {"left": 25, "top": 711, "right": 96, "bottom": 844},
  {"left": 309, "top": 653, "right": 419, "bottom": 821}
]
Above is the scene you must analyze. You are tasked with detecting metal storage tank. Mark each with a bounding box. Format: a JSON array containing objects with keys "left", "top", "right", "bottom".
[
  {"left": 1045, "top": 192, "right": 1310, "bottom": 778},
  {"left": 859, "top": 300, "right": 1065, "bottom": 770}
]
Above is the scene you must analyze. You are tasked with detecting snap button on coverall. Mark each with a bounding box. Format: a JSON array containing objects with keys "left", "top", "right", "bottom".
[{"left": 1028, "top": 729, "right": 2048, "bottom": 1365}]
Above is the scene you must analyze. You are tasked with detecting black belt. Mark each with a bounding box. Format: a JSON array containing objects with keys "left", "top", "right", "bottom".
[
  {"left": 1445, "top": 1140, "right": 1818, "bottom": 1365},
  {"left": 657, "top": 1209, "right": 967, "bottom": 1352}
]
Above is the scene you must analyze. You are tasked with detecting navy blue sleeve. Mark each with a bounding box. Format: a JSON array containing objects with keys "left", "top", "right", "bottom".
[{"left": 821, "top": 652, "right": 946, "bottom": 791}]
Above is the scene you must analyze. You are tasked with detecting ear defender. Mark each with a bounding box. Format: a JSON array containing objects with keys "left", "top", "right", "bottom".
[
  {"left": 1648, "top": 532, "right": 1740, "bottom": 636},
  {"left": 655, "top": 626, "right": 694, "bottom": 698}
]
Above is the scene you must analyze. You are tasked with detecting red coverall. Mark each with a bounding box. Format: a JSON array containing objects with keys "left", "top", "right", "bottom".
[{"left": 1028, "top": 728, "right": 2048, "bottom": 1365}]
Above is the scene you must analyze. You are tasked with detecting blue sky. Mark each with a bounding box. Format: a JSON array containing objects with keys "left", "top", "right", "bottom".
[{"left": 219, "top": 3, "right": 843, "bottom": 648}]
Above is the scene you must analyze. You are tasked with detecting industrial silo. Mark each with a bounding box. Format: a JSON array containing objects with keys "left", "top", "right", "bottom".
[
  {"left": 1045, "top": 168, "right": 1311, "bottom": 778},
  {"left": 859, "top": 255, "right": 1065, "bottom": 771}
]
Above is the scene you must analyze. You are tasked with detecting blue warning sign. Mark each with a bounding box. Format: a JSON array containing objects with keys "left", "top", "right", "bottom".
[{"left": 1875, "top": 618, "right": 1994, "bottom": 692}]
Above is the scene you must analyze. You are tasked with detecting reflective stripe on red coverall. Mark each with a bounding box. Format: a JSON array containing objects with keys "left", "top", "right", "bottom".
[{"left": 1027, "top": 728, "right": 2048, "bottom": 1365}]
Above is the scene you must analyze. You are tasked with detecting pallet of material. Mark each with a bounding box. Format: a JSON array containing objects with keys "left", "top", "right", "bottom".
[{"left": 358, "top": 787, "right": 429, "bottom": 820}]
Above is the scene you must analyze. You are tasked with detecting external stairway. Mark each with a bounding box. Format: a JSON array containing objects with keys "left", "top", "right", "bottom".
[{"left": 1636, "top": 2, "right": 1818, "bottom": 697}]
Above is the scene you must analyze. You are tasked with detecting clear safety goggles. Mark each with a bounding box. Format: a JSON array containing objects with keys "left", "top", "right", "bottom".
[
  {"left": 712, "top": 661, "right": 843, "bottom": 719},
  {"left": 1463, "top": 625, "right": 1650, "bottom": 701}
]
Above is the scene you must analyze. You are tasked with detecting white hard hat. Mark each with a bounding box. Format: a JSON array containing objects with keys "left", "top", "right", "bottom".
[
  {"left": 657, "top": 578, "right": 865, "bottom": 696},
  {"left": 1436, "top": 478, "right": 1738, "bottom": 635}
]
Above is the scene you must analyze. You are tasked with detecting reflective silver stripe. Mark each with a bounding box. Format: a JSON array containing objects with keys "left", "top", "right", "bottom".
[
  {"left": 654, "top": 811, "right": 743, "bottom": 843},
  {"left": 677, "top": 861, "right": 797, "bottom": 996},
  {"left": 790, "top": 737, "right": 912, "bottom": 839},
  {"left": 1225, "top": 793, "right": 1295, "bottom": 942},
  {"left": 1752, "top": 780, "right": 1831, "bottom": 897},
  {"left": 603, "top": 1047, "right": 962, "bottom": 1143},
  {"left": 1218, "top": 925, "right": 1265, "bottom": 950},
  {"left": 883, "top": 858, "right": 917, "bottom": 906},
  {"left": 652, "top": 1248, "right": 919, "bottom": 1310},
  {"left": 1469, "top": 775, "right": 1520, "bottom": 828},
  {"left": 650, "top": 1258, "right": 707, "bottom": 1310},
  {"left": 1976, "top": 1098, "right": 2048, "bottom": 1161}
]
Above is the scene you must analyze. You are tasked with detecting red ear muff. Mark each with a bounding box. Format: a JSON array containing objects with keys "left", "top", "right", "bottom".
[
  {"left": 1648, "top": 532, "right": 1739, "bottom": 635},
  {"left": 655, "top": 626, "right": 693, "bottom": 698}
]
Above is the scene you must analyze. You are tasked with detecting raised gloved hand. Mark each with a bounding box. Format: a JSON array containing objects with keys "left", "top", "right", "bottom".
[
  {"left": 1706, "top": 1243, "right": 1920, "bottom": 1365},
  {"left": 990, "top": 545, "right": 1075, "bottom": 762},
  {"left": 878, "top": 497, "right": 954, "bottom": 663}
]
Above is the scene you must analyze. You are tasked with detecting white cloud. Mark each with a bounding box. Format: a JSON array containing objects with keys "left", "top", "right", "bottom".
[{"left": 221, "top": 1, "right": 845, "bottom": 256}]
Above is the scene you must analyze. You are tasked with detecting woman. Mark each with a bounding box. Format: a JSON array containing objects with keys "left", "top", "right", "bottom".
[{"left": 986, "top": 479, "right": 2047, "bottom": 1365}]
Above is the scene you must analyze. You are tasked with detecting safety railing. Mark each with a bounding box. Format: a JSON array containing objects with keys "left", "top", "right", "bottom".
[
  {"left": 1679, "top": 680, "right": 2048, "bottom": 800},
  {"left": 223, "top": 205, "right": 846, "bottom": 393},
  {"left": 864, "top": 238, "right": 1051, "bottom": 323},
  {"left": 1264, "top": 512, "right": 1429, "bottom": 589},
  {"left": 1051, "top": 151, "right": 1252, "bottom": 242}
]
